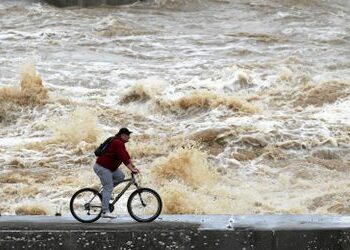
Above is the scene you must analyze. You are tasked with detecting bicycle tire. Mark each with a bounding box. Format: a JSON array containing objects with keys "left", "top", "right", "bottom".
[
  {"left": 70, "top": 188, "right": 102, "bottom": 223},
  {"left": 127, "top": 188, "right": 162, "bottom": 222}
]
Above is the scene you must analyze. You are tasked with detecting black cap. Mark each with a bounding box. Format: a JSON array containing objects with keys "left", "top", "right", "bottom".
[{"left": 117, "top": 127, "right": 133, "bottom": 135}]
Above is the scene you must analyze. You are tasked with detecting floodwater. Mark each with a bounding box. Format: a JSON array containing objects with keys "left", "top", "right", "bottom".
[{"left": 0, "top": 0, "right": 349, "bottom": 215}]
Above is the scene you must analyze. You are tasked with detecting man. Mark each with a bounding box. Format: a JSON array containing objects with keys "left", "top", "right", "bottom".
[{"left": 93, "top": 127, "right": 140, "bottom": 218}]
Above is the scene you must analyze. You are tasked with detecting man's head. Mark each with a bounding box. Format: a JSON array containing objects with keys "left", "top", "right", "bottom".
[{"left": 117, "top": 127, "right": 132, "bottom": 142}]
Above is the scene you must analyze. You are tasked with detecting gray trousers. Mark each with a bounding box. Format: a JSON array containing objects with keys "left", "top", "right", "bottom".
[{"left": 93, "top": 163, "right": 125, "bottom": 213}]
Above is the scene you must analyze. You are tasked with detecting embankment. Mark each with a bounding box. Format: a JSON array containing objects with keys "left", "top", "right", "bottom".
[{"left": 1, "top": 215, "right": 350, "bottom": 249}]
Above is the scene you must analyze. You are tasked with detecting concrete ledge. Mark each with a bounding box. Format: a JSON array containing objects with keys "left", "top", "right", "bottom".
[
  {"left": 42, "top": 0, "right": 138, "bottom": 7},
  {"left": 1, "top": 215, "right": 350, "bottom": 249}
]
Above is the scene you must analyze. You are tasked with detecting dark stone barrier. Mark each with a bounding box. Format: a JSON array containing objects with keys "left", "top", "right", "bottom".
[{"left": 1, "top": 215, "right": 350, "bottom": 249}]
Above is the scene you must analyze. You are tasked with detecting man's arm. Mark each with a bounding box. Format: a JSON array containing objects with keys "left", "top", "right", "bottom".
[{"left": 113, "top": 140, "right": 140, "bottom": 174}]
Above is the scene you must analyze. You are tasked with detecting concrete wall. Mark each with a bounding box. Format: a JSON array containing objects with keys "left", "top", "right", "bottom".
[
  {"left": 2, "top": 225, "right": 350, "bottom": 249},
  {"left": 2, "top": 215, "right": 350, "bottom": 249}
]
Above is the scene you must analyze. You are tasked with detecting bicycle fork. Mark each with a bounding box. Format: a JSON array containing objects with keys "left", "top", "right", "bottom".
[{"left": 134, "top": 183, "right": 147, "bottom": 207}]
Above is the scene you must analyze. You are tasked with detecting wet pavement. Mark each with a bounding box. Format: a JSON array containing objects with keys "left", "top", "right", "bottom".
[{"left": 2, "top": 214, "right": 350, "bottom": 230}]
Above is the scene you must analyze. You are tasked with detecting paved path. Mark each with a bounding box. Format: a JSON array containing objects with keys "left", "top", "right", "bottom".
[{"left": 2, "top": 214, "right": 350, "bottom": 229}]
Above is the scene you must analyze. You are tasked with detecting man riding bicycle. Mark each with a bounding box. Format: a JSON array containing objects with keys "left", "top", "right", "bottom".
[{"left": 93, "top": 127, "right": 140, "bottom": 218}]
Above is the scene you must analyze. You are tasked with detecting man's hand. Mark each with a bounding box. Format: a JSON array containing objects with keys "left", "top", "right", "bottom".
[
  {"left": 132, "top": 167, "right": 140, "bottom": 174},
  {"left": 127, "top": 163, "right": 140, "bottom": 174}
]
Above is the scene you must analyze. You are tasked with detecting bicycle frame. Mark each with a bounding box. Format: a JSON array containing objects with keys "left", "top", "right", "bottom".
[{"left": 98, "top": 174, "right": 141, "bottom": 206}]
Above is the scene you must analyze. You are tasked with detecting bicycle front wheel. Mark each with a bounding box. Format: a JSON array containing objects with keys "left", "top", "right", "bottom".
[
  {"left": 70, "top": 188, "right": 102, "bottom": 223},
  {"left": 127, "top": 188, "right": 162, "bottom": 222}
]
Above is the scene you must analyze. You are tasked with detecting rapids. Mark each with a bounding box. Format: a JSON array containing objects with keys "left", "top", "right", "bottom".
[{"left": 0, "top": 0, "right": 349, "bottom": 215}]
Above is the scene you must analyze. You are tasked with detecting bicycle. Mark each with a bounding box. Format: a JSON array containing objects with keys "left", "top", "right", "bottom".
[{"left": 70, "top": 173, "right": 162, "bottom": 223}]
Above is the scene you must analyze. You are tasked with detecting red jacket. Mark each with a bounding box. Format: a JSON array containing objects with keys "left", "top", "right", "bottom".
[{"left": 96, "top": 136, "right": 131, "bottom": 172}]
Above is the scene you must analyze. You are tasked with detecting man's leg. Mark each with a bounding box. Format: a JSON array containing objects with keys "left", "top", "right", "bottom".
[
  {"left": 93, "top": 163, "right": 113, "bottom": 213},
  {"left": 112, "top": 168, "right": 125, "bottom": 187}
]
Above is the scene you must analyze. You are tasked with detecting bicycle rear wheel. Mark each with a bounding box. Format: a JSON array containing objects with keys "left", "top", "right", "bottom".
[
  {"left": 127, "top": 188, "right": 162, "bottom": 222},
  {"left": 70, "top": 188, "right": 102, "bottom": 223}
]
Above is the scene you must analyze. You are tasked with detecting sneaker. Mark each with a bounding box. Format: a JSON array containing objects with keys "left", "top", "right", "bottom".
[{"left": 101, "top": 212, "right": 116, "bottom": 219}]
